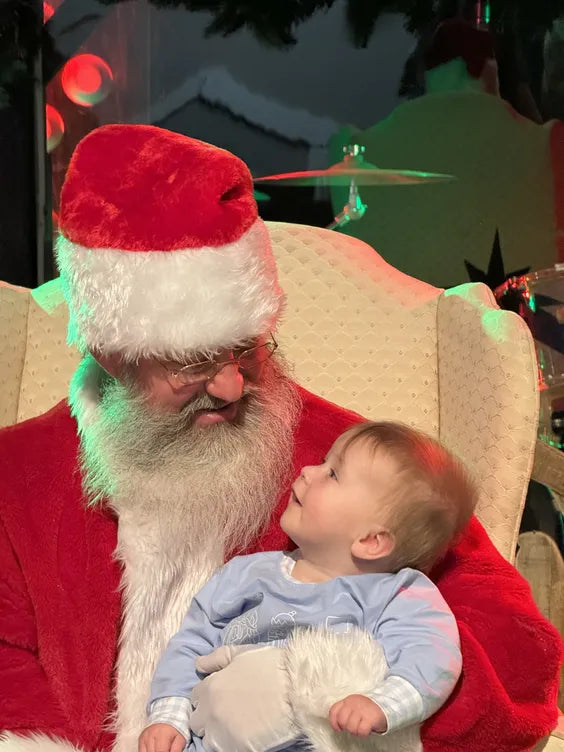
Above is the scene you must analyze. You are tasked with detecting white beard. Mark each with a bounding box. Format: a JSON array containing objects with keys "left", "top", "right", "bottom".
[{"left": 69, "top": 355, "right": 301, "bottom": 752}]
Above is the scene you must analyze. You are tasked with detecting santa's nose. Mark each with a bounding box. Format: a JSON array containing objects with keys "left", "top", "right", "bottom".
[{"left": 205, "top": 362, "right": 244, "bottom": 403}]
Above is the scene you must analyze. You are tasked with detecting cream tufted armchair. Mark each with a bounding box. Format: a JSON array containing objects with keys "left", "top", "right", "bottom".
[{"left": 0, "top": 222, "right": 561, "bottom": 748}]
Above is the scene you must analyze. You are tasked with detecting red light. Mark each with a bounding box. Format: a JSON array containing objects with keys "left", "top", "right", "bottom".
[
  {"left": 75, "top": 67, "right": 103, "bottom": 94},
  {"left": 43, "top": 2, "right": 54, "bottom": 22},
  {"left": 45, "top": 104, "right": 64, "bottom": 152},
  {"left": 61, "top": 54, "right": 114, "bottom": 107}
]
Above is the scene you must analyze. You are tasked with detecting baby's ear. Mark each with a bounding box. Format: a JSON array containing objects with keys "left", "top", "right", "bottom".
[{"left": 351, "top": 529, "right": 394, "bottom": 561}]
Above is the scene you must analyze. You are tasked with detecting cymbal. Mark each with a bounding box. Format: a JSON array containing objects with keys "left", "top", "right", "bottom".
[{"left": 254, "top": 149, "right": 455, "bottom": 187}]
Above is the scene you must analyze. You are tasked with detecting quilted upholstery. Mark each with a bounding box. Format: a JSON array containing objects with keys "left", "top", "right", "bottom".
[
  {"left": 0, "top": 222, "right": 538, "bottom": 563},
  {"left": 269, "top": 223, "right": 440, "bottom": 432},
  {"left": 18, "top": 280, "right": 81, "bottom": 423},
  {"left": 0, "top": 283, "right": 29, "bottom": 427},
  {"left": 437, "top": 283, "right": 539, "bottom": 559},
  {"left": 0, "top": 279, "right": 81, "bottom": 427}
]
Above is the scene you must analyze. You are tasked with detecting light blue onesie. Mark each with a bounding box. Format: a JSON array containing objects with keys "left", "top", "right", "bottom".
[{"left": 148, "top": 550, "right": 461, "bottom": 750}]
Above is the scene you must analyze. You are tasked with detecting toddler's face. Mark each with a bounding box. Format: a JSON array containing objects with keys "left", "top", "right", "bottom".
[{"left": 280, "top": 435, "right": 398, "bottom": 560}]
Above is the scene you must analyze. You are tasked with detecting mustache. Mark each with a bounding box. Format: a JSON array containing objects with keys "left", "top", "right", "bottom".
[
  {"left": 178, "top": 379, "right": 266, "bottom": 419},
  {"left": 179, "top": 390, "right": 255, "bottom": 424},
  {"left": 180, "top": 392, "right": 232, "bottom": 415},
  {"left": 115, "top": 357, "right": 278, "bottom": 438}
]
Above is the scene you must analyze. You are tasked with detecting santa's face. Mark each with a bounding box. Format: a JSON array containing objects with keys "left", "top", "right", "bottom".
[
  {"left": 94, "top": 335, "right": 279, "bottom": 424},
  {"left": 95, "top": 349, "right": 249, "bottom": 423},
  {"left": 74, "top": 349, "right": 301, "bottom": 553},
  {"left": 130, "top": 356, "right": 245, "bottom": 423}
]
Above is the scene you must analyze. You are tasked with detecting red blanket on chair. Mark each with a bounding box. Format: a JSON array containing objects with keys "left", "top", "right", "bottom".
[{"left": 425, "top": 518, "right": 562, "bottom": 750}]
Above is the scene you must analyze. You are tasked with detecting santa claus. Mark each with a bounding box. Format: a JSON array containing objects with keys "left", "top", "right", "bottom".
[{"left": 0, "top": 124, "right": 560, "bottom": 752}]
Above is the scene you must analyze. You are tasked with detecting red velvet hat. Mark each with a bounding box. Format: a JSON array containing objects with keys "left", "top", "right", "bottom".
[{"left": 56, "top": 124, "right": 283, "bottom": 360}]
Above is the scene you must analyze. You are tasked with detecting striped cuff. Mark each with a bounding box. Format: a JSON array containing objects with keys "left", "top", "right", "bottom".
[
  {"left": 147, "top": 696, "right": 192, "bottom": 740},
  {"left": 365, "top": 676, "right": 424, "bottom": 734}
]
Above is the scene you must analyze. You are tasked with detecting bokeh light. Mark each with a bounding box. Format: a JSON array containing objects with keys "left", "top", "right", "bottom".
[
  {"left": 45, "top": 104, "right": 64, "bottom": 152},
  {"left": 43, "top": 2, "right": 54, "bottom": 22},
  {"left": 61, "top": 54, "right": 114, "bottom": 107}
]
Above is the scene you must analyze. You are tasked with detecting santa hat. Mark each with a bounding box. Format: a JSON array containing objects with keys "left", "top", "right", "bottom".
[{"left": 55, "top": 124, "right": 284, "bottom": 361}]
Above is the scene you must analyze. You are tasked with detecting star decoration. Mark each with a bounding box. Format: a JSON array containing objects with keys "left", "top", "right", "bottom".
[{"left": 464, "top": 229, "right": 530, "bottom": 291}]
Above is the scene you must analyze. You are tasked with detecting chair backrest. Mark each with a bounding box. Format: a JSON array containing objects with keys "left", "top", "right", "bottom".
[
  {"left": 0, "top": 221, "right": 539, "bottom": 561},
  {"left": 0, "top": 279, "right": 81, "bottom": 427}
]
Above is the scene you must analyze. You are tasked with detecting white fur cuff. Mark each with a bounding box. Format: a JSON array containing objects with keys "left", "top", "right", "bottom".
[
  {"left": 0, "top": 733, "right": 89, "bottom": 752},
  {"left": 284, "top": 627, "right": 422, "bottom": 752}
]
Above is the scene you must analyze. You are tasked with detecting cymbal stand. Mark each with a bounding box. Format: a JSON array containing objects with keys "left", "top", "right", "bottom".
[{"left": 326, "top": 145, "right": 367, "bottom": 231}]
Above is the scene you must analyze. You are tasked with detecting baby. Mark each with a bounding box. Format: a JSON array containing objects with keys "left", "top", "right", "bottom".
[{"left": 139, "top": 421, "right": 478, "bottom": 752}]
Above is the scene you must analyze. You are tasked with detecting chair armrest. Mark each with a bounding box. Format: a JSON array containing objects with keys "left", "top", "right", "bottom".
[
  {"left": 0, "top": 283, "right": 31, "bottom": 428},
  {"left": 531, "top": 730, "right": 564, "bottom": 750},
  {"left": 437, "top": 282, "right": 539, "bottom": 561},
  {"left": 530, "top": 715, "right": 564, "bottom": 750}
]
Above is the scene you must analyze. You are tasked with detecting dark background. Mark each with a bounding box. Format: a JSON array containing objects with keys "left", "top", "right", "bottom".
[{"left": 1, "top": 0, "right": 563, "bottom": 287}]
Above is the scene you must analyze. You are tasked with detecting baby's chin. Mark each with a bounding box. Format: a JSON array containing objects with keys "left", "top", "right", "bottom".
[
  {"left": 279, "top": 510, "right": 290, "bottom": 536},
  {"left": 279, "top": 509, "right": 296, "bottom": 542}
]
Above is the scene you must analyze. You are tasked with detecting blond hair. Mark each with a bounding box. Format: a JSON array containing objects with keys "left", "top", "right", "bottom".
[{"left": 341, "top": 421, "right": 478, "bottom": 573}]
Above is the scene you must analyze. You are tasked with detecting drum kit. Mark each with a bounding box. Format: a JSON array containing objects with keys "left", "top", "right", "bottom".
[
  {"left": 253, "top": 144, "right": 455, "bottom": 230},
  {"left": 495, "top": 266, "right": 564, "bottom": 453}
]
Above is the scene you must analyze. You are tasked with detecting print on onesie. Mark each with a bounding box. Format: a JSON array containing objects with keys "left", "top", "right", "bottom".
[
  {"left": 267, "top": 610, "right": 297, "bottom": 642},
  {"left": 222, "top": 607, "right": 260, "bottom": 645}
]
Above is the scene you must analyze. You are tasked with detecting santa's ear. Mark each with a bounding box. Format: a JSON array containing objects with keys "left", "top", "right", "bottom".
[
  {"left": 91, "top": 350, "right": 126, "bottom": 379},
  {"left": 351, "top": 529, "right": 394, "bottom": 561}
]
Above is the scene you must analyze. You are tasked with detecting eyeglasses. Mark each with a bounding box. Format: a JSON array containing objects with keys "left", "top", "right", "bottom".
[{"left": 160, "top": 335, "right": 278, "bottom": 386}]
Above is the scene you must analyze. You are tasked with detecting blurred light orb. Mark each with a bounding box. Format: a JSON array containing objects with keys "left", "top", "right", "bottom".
[
  {"left": 61, "top": 54, "right": 114, "bottom": 107},
  {"left": 43, "top": 2, "right": 55, "bottom": 22},
  {"left": 45, "top": 104, "right": 64, "bottom": 152}
]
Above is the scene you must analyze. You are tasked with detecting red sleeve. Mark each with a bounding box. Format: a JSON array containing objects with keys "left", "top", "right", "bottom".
[
  {"left": 422, "top": 517, "right": 562, "bottom": 752},
  {"left": 0, "top": 516, "right": 73, "bottom": 736}
]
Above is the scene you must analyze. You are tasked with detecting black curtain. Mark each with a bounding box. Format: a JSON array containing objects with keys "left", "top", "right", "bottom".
[{"left": 0, "top": 1, "right": 42, "bottom": 287}]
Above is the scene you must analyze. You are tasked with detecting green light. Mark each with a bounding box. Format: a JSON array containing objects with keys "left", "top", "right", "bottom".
[{"left": 484, "top": 1, "right": 491, "bottom": 24}]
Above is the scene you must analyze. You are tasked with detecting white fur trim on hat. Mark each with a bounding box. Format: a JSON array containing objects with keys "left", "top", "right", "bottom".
[{"left": 55, "top": 219, "right": 284, "bottom": 361}]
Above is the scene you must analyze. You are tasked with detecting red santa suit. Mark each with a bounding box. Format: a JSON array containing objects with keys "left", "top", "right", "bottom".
[
  {"left": 0, "top": 124, "right": 560, "bottom": 752},
  {"left": 0, "top": 390, "right": 560, "bottom": 752}
]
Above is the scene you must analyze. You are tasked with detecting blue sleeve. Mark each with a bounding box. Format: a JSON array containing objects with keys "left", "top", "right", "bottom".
[
  {"left": 375, "top": 572, "right": 462, "bottom": 717},
  {"left": 148, "top": 565, "right": 230, "bottom": 706}
]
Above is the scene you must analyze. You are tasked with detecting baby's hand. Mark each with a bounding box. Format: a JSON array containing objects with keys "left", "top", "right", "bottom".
[
  {"left": 138, "top": 722, "right": 186, "bottom": 752},
  {"left": 329, "top": 694, "right": 388, "bottom": 737}
]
